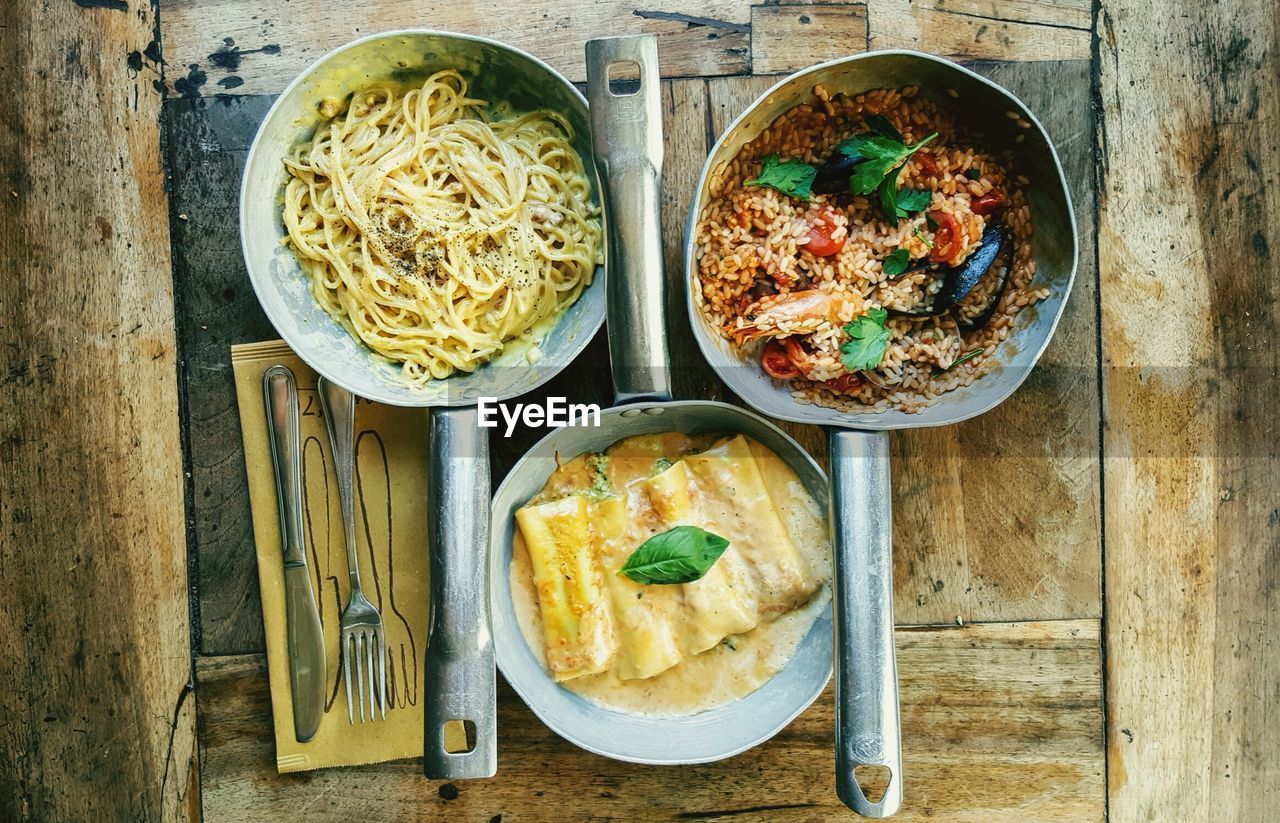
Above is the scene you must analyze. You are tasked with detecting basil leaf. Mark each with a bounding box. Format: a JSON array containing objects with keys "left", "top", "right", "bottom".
[
  {"left": 896, "top": 188, "right": 932, "bottom": 214},
  {"left": 620, "top": 525, "right": 730, "bottom": 585},
  {"left": 882, "top": 248, "right": 911, "bottom": 276},
  {"left": 865, "top": 113, "right": 904, "bottom": 142},
  {"left": 839, "top": 307, "right": 891, "bottom": 371},
  {"left": 745, "top": 153, "right": 817, "bottom": 201}
]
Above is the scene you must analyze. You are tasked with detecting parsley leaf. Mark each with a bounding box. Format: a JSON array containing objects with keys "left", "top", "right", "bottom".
[
  {"left": 864, "top": 113, "right": 903, "bottom": 142},
  {"left": 845, "top": 132, "right": 938, "bottom": 196},
  {"left": 839, "top": 307, "right": 891, "bottom": 371},
  {"left": 965, "top": 167, "right": 983, "bottom": 180},
  {"left": 877, "top": 165, "right": 904, "bottom": 222},
  {"left": 913, "top": 225, "right": 933, "bottom": 249},
  {"left": 745, "top": 153, "right": 817, "bottom": 201},
  {"left": 897, "top": 188, "right": 932, "bottom": 214},
  {"left": 877, "top": 172, "right": 933, "bottom": 222},
  {"left": 882, "top": 248, "right": 911, "bottom": 277},
  {"left": 835, "top": 137, "right": 869, "bottom": 163},
  {"left": 619, "top": 525, "right": 730, "bottom": 585}
]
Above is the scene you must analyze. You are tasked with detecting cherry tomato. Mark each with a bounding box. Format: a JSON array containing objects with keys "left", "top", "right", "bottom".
[
  {"left": 824, "top": 372, "right": 865, "bottom": 395},
  {"left": 783, "top": 338, "right": 815, "bottom": 377},
  {"left": 803, "top": 207, "right": 845, "bottom": 257},
  {"left": 928, "top": 209, "right": 963, "bottom": 265},
  {"left": 914, "top": 151, "right": 941, "bottom": 177},
  {"left": 760, "top": 341, "right": 801, "bottom": 380},
  {"left": 971, "top": 191, "right": 1006, "bottom": 216}
]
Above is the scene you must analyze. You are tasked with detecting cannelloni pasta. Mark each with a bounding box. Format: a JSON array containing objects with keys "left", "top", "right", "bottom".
[{"left": 509, "top": 432, "right": 832, "bottom": 715}]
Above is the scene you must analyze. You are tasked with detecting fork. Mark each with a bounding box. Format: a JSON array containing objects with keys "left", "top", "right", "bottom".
[{"left": 318, "top": 376, "right": 387, "bottom": 723}]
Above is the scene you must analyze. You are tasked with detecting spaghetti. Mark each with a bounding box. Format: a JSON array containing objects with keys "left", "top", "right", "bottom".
[{"left": 283, "top": 70, "right": 601, "bottom": 384}]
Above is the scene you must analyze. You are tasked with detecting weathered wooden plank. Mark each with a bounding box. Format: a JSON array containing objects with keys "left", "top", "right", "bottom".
[
  {"left": 0, "top": 2, "right": 197, "bottom": 820},
  {"left": 157, "top": 0, "right": 754, "bottom": 97},
  {"left": 157, "top": 0, "right": 1089, "bottom": 99},
  {"left": 661, "top": 79, "right": 725, "bottom": 402},
  {"left": 164, "top": 94, "right": 279, "bottom": 655},
  {"left": 704, "top": 63, "right": 1101, "bottom": 626},
  {"left": 1097, "top": 0, "right": 1279, "bottom": 817},
  {"left": 750, "top": 4, "right": 869, "bottom": 76},
  {"left": 889, "top": 59, "right": 1101, "bottom": 626},
  {"left": 197, "top": 620, "right": 1103, "bottom": 821},
  {"left": 868, "top": 0, "right": 1091, "bottom": 62}
]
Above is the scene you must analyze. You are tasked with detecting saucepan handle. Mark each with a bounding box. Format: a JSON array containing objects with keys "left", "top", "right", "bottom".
[
  {"left": 828, "top": 429, "right": 903, "bottom": 817},
  {"left": 424, "top": 406, "right": 496, "bottom": 779},
  {"left": 585, "top": 34, "right": 672, "bottom": 404}
]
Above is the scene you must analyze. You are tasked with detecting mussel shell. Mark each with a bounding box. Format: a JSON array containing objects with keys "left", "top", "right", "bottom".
[{"left": 891, "top": 222, "right": 1011, "bottom": 327}]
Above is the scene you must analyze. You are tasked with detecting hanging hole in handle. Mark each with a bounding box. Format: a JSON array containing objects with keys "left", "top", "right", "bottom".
[
  {"left": 852, "top": 764, "right": 892, "bottom": 803},
  {"left": 442, "top": 719, "right": 477, "bottom": 754},
  {"left": 607, "top": 61, "right": 641, "bottom": 96}
]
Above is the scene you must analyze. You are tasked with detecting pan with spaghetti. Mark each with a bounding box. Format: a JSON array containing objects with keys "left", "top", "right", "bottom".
[
  {"left": 240, "top": 31, "right": 606, "bottom": 781},
  {"left": 241, "top": 30, "right": 605, "bottom": 407}
]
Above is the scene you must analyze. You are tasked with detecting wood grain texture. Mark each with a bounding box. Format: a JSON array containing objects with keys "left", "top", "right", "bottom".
[
  {"left": 157, "top": 0, "right": 755, "bottom": 97},
  {"left": 0, "top": 1, "right": 197, "bottom": 820},
  {"left": 868, "top": 0, "right": 1091, "bottom": 61},
  {"left": 1097, "top": 0, "right": 1279, "bottom": 818},
  {"left": 661, "top": 78, "right": 726, "bottom": 403},
  {"left": 750, "top": 4, "right": 869, "bottom": 75},
  {"left": 197, "top": 621, "right": 1103, "bottom": 821},
  {"left": 706, "top": 64, "right": 1102, "bottom": 626},
  {"left": 164, "top": 95, "right": 279, "bottom": 654},
  {"left": 888, "top": 60, "right": 1101, "bottom": 626},
  {"left": 156, "top": 0, "right": 1088, "bottom": 98}
]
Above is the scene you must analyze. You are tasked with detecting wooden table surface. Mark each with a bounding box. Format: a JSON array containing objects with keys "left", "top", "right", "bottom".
[{"left": 1, "top": 1, "right": 1274, "bottom": 821}]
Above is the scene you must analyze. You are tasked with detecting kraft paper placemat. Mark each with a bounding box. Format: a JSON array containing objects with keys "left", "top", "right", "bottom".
[{"left": 232, "top": 340, "right": 430, "bottom": 772}]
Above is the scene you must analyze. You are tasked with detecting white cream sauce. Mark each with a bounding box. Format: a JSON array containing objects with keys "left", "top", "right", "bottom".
[{"left": 509, "top": 433, "right": 831, "bottom": 716}]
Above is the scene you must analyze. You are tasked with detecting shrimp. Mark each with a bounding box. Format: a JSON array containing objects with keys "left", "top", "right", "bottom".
[{"left": 727, "top": 289, "right": 858, "bottom": 346}]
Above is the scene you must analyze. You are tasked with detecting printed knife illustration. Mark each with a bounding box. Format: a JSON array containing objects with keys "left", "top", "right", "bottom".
[{"left": 263, "top": 365, "right": 327, "bottom": 742}]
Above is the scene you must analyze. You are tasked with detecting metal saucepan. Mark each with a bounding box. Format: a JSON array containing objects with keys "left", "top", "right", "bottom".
[
  {"left": 683, "top": 51, "right": 1079, "bottom": 816},
  {"left": 239, "top": 30, "right": 607, "bottom": 779},
  {"left": 488, "top": 34, "right": 835, "bottom": 763}
]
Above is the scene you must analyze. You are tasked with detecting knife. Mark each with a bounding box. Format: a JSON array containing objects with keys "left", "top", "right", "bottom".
[{"left": 263, "top": 365, "right": 327, "bottom": 743}]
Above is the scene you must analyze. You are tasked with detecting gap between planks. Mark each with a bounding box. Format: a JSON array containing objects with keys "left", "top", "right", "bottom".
[
  {"left": 195, "top": 619, "right": 1104, "bottom": 822},
  {"left": 156, "top": 0, "right": 1091, "bottom": 98}
]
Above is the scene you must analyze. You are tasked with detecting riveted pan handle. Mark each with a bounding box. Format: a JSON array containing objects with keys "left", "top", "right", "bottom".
[
  {"left": 585, "top": 35, "right": 672, "bottom": 404},
  {"left": 829, "top": 429, "right": 903, "bottom": 817},
  {"left": 424, "top": 407, "right": 496, "bottom": 779}
]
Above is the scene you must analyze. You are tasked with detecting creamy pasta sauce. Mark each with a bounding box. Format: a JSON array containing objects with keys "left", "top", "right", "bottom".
[{"left": 509, "top": 432, "right": 831, "bottom": 716}]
